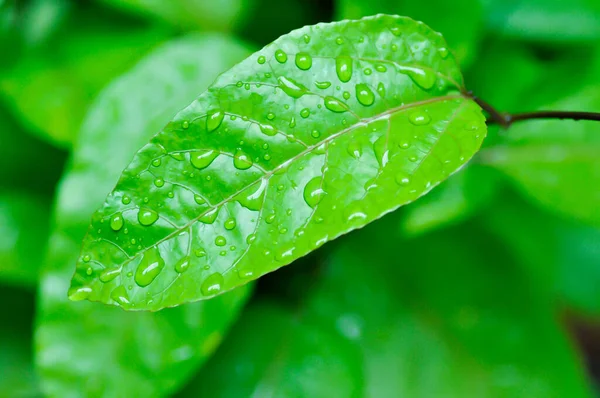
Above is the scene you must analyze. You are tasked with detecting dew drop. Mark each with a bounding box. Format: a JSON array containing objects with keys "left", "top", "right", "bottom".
[
  {"left": 170, "top": 152, "right": 185, "bottom": 161},
  {"left": 311, "top": 130, "right": 320, "bottom": 138},
  {"left": 324, "top": 96, "right": 348, "bottom": 113},
  {"left": 194, "top": 195, "right": 206, "bottom": 205},
  {"left": 355, "top": 83, "right": 375, "bottom": 106},
  {"left": 375, "top": 64, "right": 387, "bottom": 72},
  {"left": 343, "top": 91, "right": 351, "bottom": 100},
  {"left": 347, "top": 141, "right": 362, "bottom": 159},
  {"left": 363, "top": 68, "right": 372, "bottom": 76},
  {"left": 201, "top": 273, "right": 224, "bottom": 296},
  {"left": 175, "top": 258, "right": 190, "bottom": 273},
  {"left": 68, "top": 286, "right": 92, "bottom": 301},
  {"left": 373, "top": 135, "right": 389, "bottom": 167},
  {"left": 138, "top": 208, "right": 158, "bottom": 226},
  {"left": 315, "top": 81, "right": 331, "bottom": 89},
  {"left": 154, "top": 178, "right": 165, "bottom": 188},
  {"left": 402, "top": 67, "right": 436, "bottom": 90},
  {"left": 438, "top": 47, "right": 449, "bottom": 58},
  {"left": 206, "top": 110, "right": 225, "bottom": 132},
  {"left": 390, "top": 26, "right": 402, "bottom": 36},
  {"left": 300, "top": 108, "right": 310, "bottom": 118},
  {"left": 195, "top": 248, "right": 206, "bottom": 257},
  {"left": 134, "top": 246, "right": 164, "bottom": 287},
  {"left": 295, "top": 52, "right": 312, "bottom": 70},
  {"left": 275, "top": 49, "right": 287, "bottom": 63},
  {"left": 121, "top": 195, "right": 131, "bottom": 205},
  {"left": 110, "top": 285, "right": 130, "bottom": 306},
  {"left": 82, "top": 254, "right": 91, "bottom": 262},
  {"left": 260, "top": 124, "right": 277, "bottom": 136},
  {"left": 110, "top": 213, "right": 124, "bottom": 231},
  {"left": 289, "top": 117, "right": 297, "bottom": 128},
  {"left": 199, "top": 207, "right": 219, "bottom": 224},
  {"left": 233, "top": 148, "right": 253, "bottom": 170},
  {"left": 237, "top": 267, "right": 254, "bottom": 279},
  {"left": 275, "top": 245, "right": 295, "bottom": 262},
  {"left": 151, "top": 158, "right": 161, "bottom": 167},
  {"left": 246, "top": 233, "right": 256, "bottom": 244},
  {"left": 190, "top": 149, "right": 219, "bottom": 170},
  {"left": 236, "top": 179, "right": 267, "bottom": 211},
  {"left": 335, "top": 55, "right": 353, "bottom": 82},
  {"left": 335, "top": 37, "right": 344, "bottom": 45},
  {"left": 408, "top": 111, "right": 431, "bottom": 126},
  {"left": 345, "top": 203, "right": 368, "bottom": 222},
  {"left": 257, "top": 55, "right": 266, "bottom": 64},
  {"left": 395, "top": 173, "right": 411, "bottom": 186},
  {"left": 278, "top": 76, "right": 307, "bottom": 98},
  {"left": 215, "top": 236, "right": 227, "bottom": 247},
  {"left": 224, "top": 218, "right": 236, "bottom": 230},
  {"left": 303, "top": 34, "right": 310, "bottom": 43},
  {"left": 303, "top": 176, "right": 325, "bottom": 208},
  {"left": 265, "top": 214, "right": 276, "bottom": 224},
  {"left": 99, "top": 267, "right": 121, "bottom": 283},
  {"left": 182, "top": 121, "right": 190, "bottom": 129},
  {"left": 377, "top": 82, "right": 386, "bottom": 97}
]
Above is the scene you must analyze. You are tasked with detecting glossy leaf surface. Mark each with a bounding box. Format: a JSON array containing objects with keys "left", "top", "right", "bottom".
[
  {"left": 0, "top": 193, "right": 51, "bottom": 287},
  {"left": 36, "top": 34, "right": 254, "bottom": 397},
  {"left": 181, "top": 215, "right": 592, "bottom": 397},
  {"left": 336, "top": 0, "right": 482, "bottom": 65},
  {"left": 481, "top": 86, "right": 600, "bottom": 226},
  {"left": 72, "top": 15, "right": 486, "bottom": 310}
]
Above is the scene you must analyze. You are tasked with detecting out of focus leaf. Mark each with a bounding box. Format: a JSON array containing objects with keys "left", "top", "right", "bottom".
[
  {"left": 0, "top": 286, "right": 39, "bottom": 396},
  {"left": 71, "top": 15, "right": 486, "bottom": 311},
  {"left": 335, "top": 0, "right": 483, "bottom": 65},
  {"left": 400, "top": 164, "right": 498, "bottom": 236},
  {"left": 182, "top": 215, "right": 592, "bottom": 397},
  {"left": 177, "top": 301, "right": 362, "bottom": 398},
  {"left": 35, "top": 34, "right": 254, "bottom": 397},
  {"left": 0, "top": 4, "right": 169, "bottom": 148},
  {"left": 0, "top": 193, "right": 51, "bottom": 287},
  {"left": 481, "top": 86, "right": 600, "bottom": 226},
  {"left": 482, "top": 0, "right": 600, "bottom": 42},
  {"left": 486, "top": 194, "right": 600, "bottom": 317},
  {"left": 0, "top": 105, "right": 66, "bottom": 194},
  {"left": 98, "top": 0, "right": 254, "bottom": 32}
]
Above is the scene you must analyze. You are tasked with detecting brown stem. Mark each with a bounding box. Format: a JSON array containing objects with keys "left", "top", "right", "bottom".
[{"left": 464, "top": 91, "right": 600, "bottom": 128}]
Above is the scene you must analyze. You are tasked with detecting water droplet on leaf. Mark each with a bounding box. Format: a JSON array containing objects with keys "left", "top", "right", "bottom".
[
  {"left": 138, "top": 208, "right": 158, "bottom": 226},
  {"left": 135, "top": 246, "right": 164, "bottom": 287},
  {"left": 201, "top": 273, "right": 224, "bottom": 296},
  {"left": 206, "top": 110, "right": 224, "bottom": 132},
  {"left": 335, "top": 55, "right": 353, "bottom": 82},
  {"left": 233, "top": 149, "right": 253, "bottom": 170},
  {"left": 295, "top": 53, "right": 312, "bottom": 70},
  {"left": 303, "top": 176, "right": 325, "bottom": 208},
  {"left": 355, "top": 83, "right": 375, "bottom": 106},
  {"left": 110, "top": 213, "right": 124, "bottom": 231}
]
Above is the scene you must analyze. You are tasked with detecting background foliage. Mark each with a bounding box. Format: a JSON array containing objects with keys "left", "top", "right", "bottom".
[{"left": 1, "top": 0, "right": 599, "bottom": 396}]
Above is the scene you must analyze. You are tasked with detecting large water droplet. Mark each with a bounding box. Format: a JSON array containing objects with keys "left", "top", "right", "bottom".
[
  {"left": 190, "top": 149, "right": 219, "bottom": 170},
  {"left": 278, "top": 76, "right": 307, "bottom": 98},
  {"left": 224, "top": 218, "right": 236, "bottom": 230},
  {"left": 199, "top": 207, "right": 219, "bottom": 224},
  {"left": 233, "top": 148, "right": 253, "bottom": 170},
  {"left": 408, "top": 111, "right": 431, "bottom": 126},
  {"left": 135, "top": 246, "right": 165, "bottom": 287},
  {"left": 206, "top": 110, "right": 224, "bottom": 132},
  {"left": 275, "top": 49, "right": 287, "bottom": 63},
  {"left": 347, "top": 141, "right": 362, "bottom": 159},
  {"left": 315, "top": 81, "right": 331, "bottom": 89},
  {"left": 215, "top": 236, "right": 227, "bottom": 246},
  {"left": 236, "top": 179, "right": 267, "bottom": 211},
  {"left": 138, "top": 208, "right": 158, "bottom": 226},
  {"left": 110, "top": 285, "right": 130, "bottom": 306},
  {"left": 99, "top": 267, "right": 121, "bottom": 283},
  {"left": 201, "top": 272, "right": 224, "bottom": 296},
  {"left": 175, "top": 257, "right": 190, "bottom": 273},
  {"left": 194, "top": 195, "right": 206, "bottom": 205},
  {"left": 324, "top": 96, "right": 348, "bottom": 113},
  {"left": 110, "top": 213, "right": 124, "bottom": 231},
  {"left": 68, "top": 286, "right": 92, "bottom": 301},
  {"left": 335, "top": 55, "right": 353, "bottom": 82},
  {"left": 260, "top": 124, "right": 277, "bottom": 136},
  {"left": 373, "top": 135, "right": 389, "bottom": 167},
  {"left": 303, "top": 176, "right": 325, "bottom": 208},
  {"left": 300, "top": 108, "right": 310, "bottom": 118},
  {"left": 154, "top": 178, "right": 165, "bottom": 188},
  {"left": 295, "top": 52, "right": 312, "bottom": 70},
  {"left": 355, "top": 83, "right": 375, "bottom": 106},
  {"left": 401, "top": 67, "right": 436, "bottom": 90}
]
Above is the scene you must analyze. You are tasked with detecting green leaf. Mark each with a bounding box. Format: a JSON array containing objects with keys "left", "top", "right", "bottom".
[
  {"left": 481, "top": 85, "right": 600, "bottom": 226},
  {"left": 176, "top": 300, "right": 363, "bottom": 398},
  {"left": 0, "top": 5, "right": 169, "bottom": 148},
  {"left": 0, "top": 286, "right": 40, "bottom": 396},
  {"left": 486, "top": 194, "right": 600, "bottom": 317},
  {"left": 181, "top": 215, "right": 592, "bottom": 397},
  {"left": 0, "top": 192, "right": 51, "bottom": 287},
  {"left": 482, "top": 0, "right": 600, "bottom": 42},
  {"left": 400, "top": 164, "right": 498, "bottom": 236},
  {"left": 335, "top": 0, "right": 483, "bottom": 66},
  {"left": 98, "top": 0, "right": 253, "bottom": 32},
  {"left": 71, "top": 15, "right": 487, "bottom": 311},
  {"left": 35, "top": 34, "right": 254, "bottom": 397}
]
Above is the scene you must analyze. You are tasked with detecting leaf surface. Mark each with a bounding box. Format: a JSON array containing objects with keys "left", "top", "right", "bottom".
[
  {"left": 35, "top": 34, "right": 254, "bottom": 397},
  {"left": 180, "top": 215, "right": 592, "bottom": 397},
  {"left": 481, "top": 85, "right": 600, "bottom": 226},
  {"left": 72, "top": 15, "right": 486, "bottom": 310}
]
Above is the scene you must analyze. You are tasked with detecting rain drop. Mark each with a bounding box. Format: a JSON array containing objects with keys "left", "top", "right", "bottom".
[
  {"left": 138, "top": 208, "right": 158, "bottom": 226},
  {"left": 300, "top": 108, "right": 310, "bottom": 118},
  {"left": 121, "top": 195, "right": 131, "bottom": 205},
  {"left": 278, "top": 76, "right": 307, "bottom": 98},
  {"left": 315, "top": 81, "right": 331, "bottom": 89},
  {"left": 275, "top": 49, "right": 287, "bottom": 63},
  {"left": 110, "top": 286, "right": 130, "bottom": 306},
  {"left": 206, "top": 110, "right": 225, "bottom": 132},
  {"left": 110, "top": 213, "right": 124, "bottom": 231},
  {"left": 154, "top": 178, "right": 165, "bottom": 188},
  {"left": 134, "top": 246, "right": 165, "bottom": 287},
  {"left": 257, "top": 55, "right": 266, "bottom": 64},
  {"left": 324, "top": 96, "right": 348, "bottom": 113},
  {"left": 175, "top": 258, "right": 190, "bottom": 273},
  {"left": 190, "top": 149, "right": 219, "bottom": 170},
  {"left": 335, "top": 55, "right": 353, "bottom": 82},
  {"left": 199, "top": 207, "right": 219, "bottom": 224},
  {"left": 224, "top": 218, "right": 236, "bottom": 230},
  {"left": 355, "top": 83, "right": 375, "bottom": 106},
  {"left": 99, "top": 267, "right": 121, "bottom": 283},
  {"left": 303, "top": 176, "right": 325, "bottom": 208},
  {"left": 347, "top": 141, "right": 362, "bottom": 159},
  {"left": 395, "top": 173, "right": 411, "bottom": 186},
  {"left": 295, "top": 52, "right": 312, "bottom": 70},
  {"left": 233, "top": 148, "right": 253, "bottom": 170},
  {"left": 408, "top": 111, "right": 431, "bottom": 126},
  {"left": 201, "top": 273, "right": 224, "bottom": 296}
]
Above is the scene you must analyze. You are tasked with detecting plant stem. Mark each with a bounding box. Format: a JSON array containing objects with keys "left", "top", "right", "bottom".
[{"left": 465, "top": 92, "right": 600, "bottom": 128}]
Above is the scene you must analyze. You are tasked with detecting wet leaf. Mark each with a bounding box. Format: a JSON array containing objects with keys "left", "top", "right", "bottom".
[
  {"left": 71, "top": 15, "right": 486, "bottom": 310},
  {"left": 36, "top": 34, "right": 254, "bottom": 397}
]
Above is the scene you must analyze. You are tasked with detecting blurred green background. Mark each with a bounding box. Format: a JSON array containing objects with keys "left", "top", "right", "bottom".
[{"left": 1, "top": 0, "right": 600, "bottom": 397}]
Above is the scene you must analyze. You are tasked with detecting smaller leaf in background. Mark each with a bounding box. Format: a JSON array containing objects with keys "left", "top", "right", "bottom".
[
  {"left": 98, "top": 0, "right": 254, "bottom": 32},
  {"left": 71, "top": 15, "right": 487, "bottom": 311},
  {"left": 486, "top": 193, "right": 600, "bottom": 317},
  {"left": 482, "top": 0, "right": 600, "bottom": 42},
  {"left": 181, "top": 214, "right": 593, "bottom": 397},
  {"left": 335, "top": 0, "right": 483, "bottom": 66},
  {"left": 177, "top": 301, "right": 363, "bottom": 398},
  {"left": 480, "top": 85, "right": 600, "bottom": 227},
  {"left": 0, "top": 285, "right": 40, "bottom": 396},
  {"left": 0, "top": 193, "right": 51, "bottom": 287},
  {"left": 400, "top": 164, "right": 498, "bottom": 236},
  {"left": 36, "top": 34, "right": 255, "bottom": 397},
  {"left": 0, "top": 3, "right": 169, "bottom": 148}
]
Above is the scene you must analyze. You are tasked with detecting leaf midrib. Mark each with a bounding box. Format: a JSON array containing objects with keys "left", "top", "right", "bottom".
[{"left": 120, "top": 93, "right": 467, "bottom": 264}]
